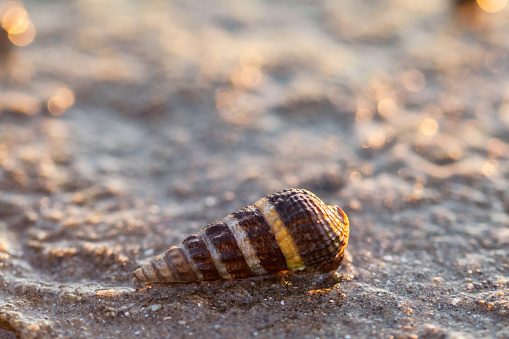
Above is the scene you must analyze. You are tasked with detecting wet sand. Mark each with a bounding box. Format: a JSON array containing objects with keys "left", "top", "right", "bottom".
[{"left": 0, "top": 1, "right": 508, "bottom": 338}]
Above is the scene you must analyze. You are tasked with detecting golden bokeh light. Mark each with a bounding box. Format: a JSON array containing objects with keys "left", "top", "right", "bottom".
[
  {"left": 368, "top": 130, "right": 385, "bottom": 148},
  {"left": 47, "top": 88, "right": 75, "bottom": 116},
  {"left": 0, "top": 1, "right": 35, "bottom": 46},
  {"left": 1, "top": 5, "right": 28, "bottom": 34},
  {"left": 419, "top": 118, "right": 439, "bottom": 137},
  {"left": 378, "top": 97, "right": 398, "bottom": 117},
  {"left": 362, "top": 127, "right": 394, "bottom": 149},
  {"left": 349, "top": 171, "right": 361, "bottom": 182},
  {"left": 231, "top": 65, "right": 262, "bottom": 89},
  {"left": 481, "top": 159, "right": 498, "bottom": 176},
  {"left": 231, "top": 48, "right": 264, "bottom": 89},
  {"left": 477, "top": 0, "right": 507, "bottom": 12},
  {"left": 8, "top": 20, "right": 34, "bottom": 46}
]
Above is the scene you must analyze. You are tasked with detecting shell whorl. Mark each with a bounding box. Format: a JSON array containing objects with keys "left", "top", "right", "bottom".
[{"left": 132, "top": 188, "right": 349, "bottom": 284}]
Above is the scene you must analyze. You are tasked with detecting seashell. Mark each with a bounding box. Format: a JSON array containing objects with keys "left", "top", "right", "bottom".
[{"left": 132, "top": 188, "right": 349, "bottom": 284}]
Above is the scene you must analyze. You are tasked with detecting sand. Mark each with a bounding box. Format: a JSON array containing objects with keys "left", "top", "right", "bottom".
[{"left": 0, "top": 0, "right": 508, "bottom": 338}]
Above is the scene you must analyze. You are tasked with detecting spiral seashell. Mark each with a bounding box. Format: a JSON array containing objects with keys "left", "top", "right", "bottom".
[{"left": 132, "top": 188, "right": 349, "bottom": 284}]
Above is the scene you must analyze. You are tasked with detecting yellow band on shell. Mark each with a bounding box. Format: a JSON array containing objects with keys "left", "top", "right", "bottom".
[{"left": 254, "top": 197, "right": 305, "bottom": 270}]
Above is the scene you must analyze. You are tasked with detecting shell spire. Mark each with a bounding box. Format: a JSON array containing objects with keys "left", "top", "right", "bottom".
[{"left": 132, "top": 188, "right": 349, "bottom": 284}]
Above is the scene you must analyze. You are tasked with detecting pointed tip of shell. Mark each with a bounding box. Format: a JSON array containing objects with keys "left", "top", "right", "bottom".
[{"left": 132, "top": 268, "right": 146, "bottom": 284}]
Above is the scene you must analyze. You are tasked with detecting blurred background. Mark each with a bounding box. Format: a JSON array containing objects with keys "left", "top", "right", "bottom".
[{"left": 0, "top": 0, "right": 508, "bottom": 204}]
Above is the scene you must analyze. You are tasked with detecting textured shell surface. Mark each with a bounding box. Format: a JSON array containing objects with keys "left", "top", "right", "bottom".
[{"left": 132, "top": 188, "right": 349, "bottom": 284}]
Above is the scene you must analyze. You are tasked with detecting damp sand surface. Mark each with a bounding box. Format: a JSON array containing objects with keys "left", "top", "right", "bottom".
[{"left": 0, "top": 1, "right": 509, "bottom": 338}]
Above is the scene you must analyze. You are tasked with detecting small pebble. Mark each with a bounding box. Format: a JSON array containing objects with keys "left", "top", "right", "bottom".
[{"left": 433, "top": 277, "right": 443, "bottom": 284}]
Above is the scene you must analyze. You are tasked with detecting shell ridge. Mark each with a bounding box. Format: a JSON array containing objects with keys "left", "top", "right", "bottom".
[
  {"left": 309, "top": 202, "right": 344, "bottom": 265},
  {"left": 152, "top": 254, "right": 176, "bottom": 282},
  {"left": 141, "top": 262, "right": 158, "bottom": 282},
  {"left": 253, "top": 197, "right": 305, "bottom": 271},
  {"left": 172, "top": 247, "right": 198, "bottom": 281},
  {"left": 233, "top": 206, "right": 288, "bottom": 274},
  {"left": 302, "top": 195, "right": 329, "bottom": 245},
  {"left": 274, "top": 191, "right": 343, "bottom": 268},
  {"left": 224, "top": 214, "right": 267, "bottom": 276},
  {"left": 274, "top": 192, "right": 321, "bottom": 267},
  {"left": 182, "top": 235, "right": 222, "bottom": 281},
  {"left": 199, "top": 231, "right": 233, "bottom": 280},
  {"left": 132, "top": 268, "right": 145, "bottom": 284},
  {"left": 204, "top": 222, "right": 254, "bottom": 279},
  {"left": 178, "top": 243, "right": 204, "bottom": 281},
  {"left": 150, "top": 260, "right": 166, "bottom": 282},
  {"left": 134, "top": 268, "right": 146, "bottom": 283},
  {"left": 323, "top": 206, "right": 347, "bottom": 248},
  {"left": 163, "top": 248, "right": 183, "bottom": 281}
]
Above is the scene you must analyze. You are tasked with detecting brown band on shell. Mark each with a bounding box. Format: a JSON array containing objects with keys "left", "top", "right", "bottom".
[
  {"left": 223, "top": 214, "right": 267, "bottom": 276},
  {"left": 269, "top": 189, "right": 343, "bottom": 268},
  {"left": 153, "top": 254, "right": 177, "bottom": 282},
  {"left": 232, "top": 206, "right": 287, "bottom": 274},
  {"left": 164, "top": 246, "right": 197, "bottom": 282},
  {"left": 141, "top": 261, "right": 159, "bottom": 282},
  {"left": 163, "top": 247, "right": 183, "bottom": 281},
  {"left": 204, "top": 222, "right": 253, "bottom": 279},
  {"left": 174, "top": 247, "right": 198, "bottom": 281},
  {"left": 182, "top": 234, "right": 222, "bottom": 281},
  {"left": 150, "top": 260, "right": 166, "bottom": 282},
  {"left": 179, "top": 244, "right": 204, "bottom": 281}
]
